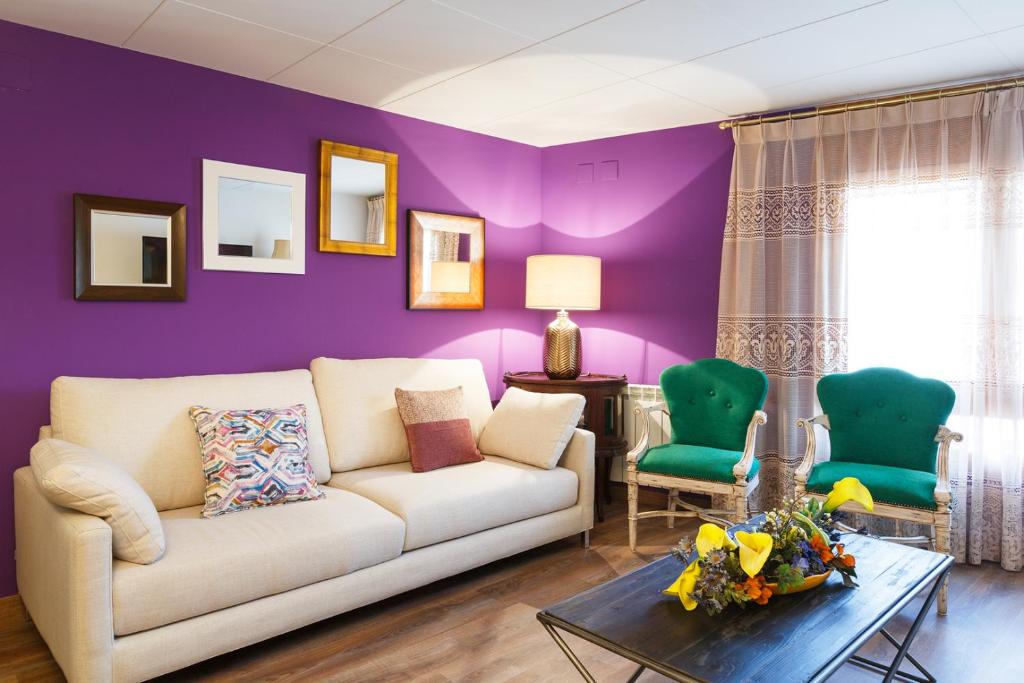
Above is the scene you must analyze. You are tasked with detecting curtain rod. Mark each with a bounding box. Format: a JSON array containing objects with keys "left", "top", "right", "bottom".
[{"left": 718, "top": 74, "right": 1024, "bottom": 130}]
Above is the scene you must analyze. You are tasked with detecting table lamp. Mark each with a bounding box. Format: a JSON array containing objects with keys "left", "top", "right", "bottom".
[{"left": 525, "top": 255, "right": 601, "bottom": 379}]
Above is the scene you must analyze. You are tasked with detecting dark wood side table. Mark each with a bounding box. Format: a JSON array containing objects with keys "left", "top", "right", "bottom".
[{"left": 503, "top": 372, "right": 627, "bottom": 523}]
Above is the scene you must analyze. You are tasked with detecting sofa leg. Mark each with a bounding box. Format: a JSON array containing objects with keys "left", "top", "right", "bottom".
[
  {"left": 628, "top": 480, "right": 638, "bottom": 551},
  {"left": 580, "top": 529, "right": 590, "bottom": 549},
  {"left": 667, "top": 488, "right": 678, "bottom": 529}
]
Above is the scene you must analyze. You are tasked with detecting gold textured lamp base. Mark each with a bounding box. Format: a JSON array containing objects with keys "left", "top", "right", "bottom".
[{"left": 543, "top": 310, "right": 582, "bottom": 379}]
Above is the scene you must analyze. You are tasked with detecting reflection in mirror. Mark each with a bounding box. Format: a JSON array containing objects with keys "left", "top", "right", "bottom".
[
  {"left": 425, "top": 230, "right": 471, "bottom": 293},
  {"left": 75, "top": 193, "right": 186, "bottom": 301},
  {"left": 329, "top": 155, "right": 386, "bottom": 244},
  {"left": 91, "top": 210, "right": 172, "bottom": 286},
  {"left": 217, "top": 178, "right": 292, "bottom": 259},
  {"left": 319, "top": 140, "right": 397, "bottom": 256},
  {"left": 202, "top": 159, "right": 306, "bottom": 274},
  {"left": 408, "top": 210, "right": 484, "bottom": 310}
]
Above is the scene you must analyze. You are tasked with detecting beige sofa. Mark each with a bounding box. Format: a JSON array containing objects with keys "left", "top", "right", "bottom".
[{"left": 13, "top": 357, "right": 594, "bottom": 682}]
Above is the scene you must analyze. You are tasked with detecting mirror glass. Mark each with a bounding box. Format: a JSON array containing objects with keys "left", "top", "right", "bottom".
[
  {"left": 91, "top": 210, "right": 173, "bottom": 286},
  {"left": 424, "top": 229, "right": 472, "bottom": 293},
  {"left": 329, "top": 155, "right": 387, "bottom": 244},
  {"left": 216, "top": 177, "right": 293, "bottom": 260}
]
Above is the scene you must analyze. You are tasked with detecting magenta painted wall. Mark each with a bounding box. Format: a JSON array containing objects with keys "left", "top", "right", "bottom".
[
  {"left": 0, "top": 20, "right": 546, "bottom": 596},
  {"left": 540, "top": 124, "right": 734, "bottom": 385},
  {"left": 0, "top": 20, "right": 734, "bottom": 597}
]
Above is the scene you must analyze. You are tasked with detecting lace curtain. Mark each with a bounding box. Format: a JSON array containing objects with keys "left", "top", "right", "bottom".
[
  {"left": 365, "top": 195, "right": 386, "bottom": 244},
  {"left": 716, "top": 89, "right": 1024, "bottom": 570}
]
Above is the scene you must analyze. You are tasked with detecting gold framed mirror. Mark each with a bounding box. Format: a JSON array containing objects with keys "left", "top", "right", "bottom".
[
  {"left": 318, "top": 140, "right": 397, "bottom": 256},
  {"left": 408, "top": 210, "right": 484, "bottom": 310}
]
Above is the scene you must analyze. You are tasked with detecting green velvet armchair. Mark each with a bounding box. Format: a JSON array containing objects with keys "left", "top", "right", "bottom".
[
  {"left": 794, "top": 367, "right": 962, "bottom": 615},
  {"left": 626, "top": 358, "right": 768, "bottom": 551}
]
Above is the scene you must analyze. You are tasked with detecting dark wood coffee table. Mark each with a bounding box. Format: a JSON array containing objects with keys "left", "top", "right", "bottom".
[{"left": 538, "top": 529, "right": 952, "bottom": 682}]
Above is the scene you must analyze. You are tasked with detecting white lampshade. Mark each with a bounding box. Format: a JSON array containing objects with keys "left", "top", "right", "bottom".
[
  {"left": 430, "top": 261, "right": 471, "bottom": 293},
  {"left": 271, "top": 239, "right": 291, "bottom": 259},
  {"left": 525, "top": 255, "right": 601, "bottom": 310}
]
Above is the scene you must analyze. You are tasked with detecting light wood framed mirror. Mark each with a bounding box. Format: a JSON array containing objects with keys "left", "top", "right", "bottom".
[
  {"left": 74, "top": 193, "right": 186, "bottom": 301},
  {"left": 319, "top": 140, "right": 398, "bottom": 256},
  {"left": 408, "top": 210, "right": 484, "bottom": 310}
]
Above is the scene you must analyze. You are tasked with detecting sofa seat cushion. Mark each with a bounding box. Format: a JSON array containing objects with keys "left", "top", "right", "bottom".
[
  {"left": 328, "top": 456, "right": 578, "bottom": 551},
  {"left": 112, "top": 487, "right": 405, "bottom": 636},
  {"left": 806, "top": 461, "right": 937, "bottom": 510}
]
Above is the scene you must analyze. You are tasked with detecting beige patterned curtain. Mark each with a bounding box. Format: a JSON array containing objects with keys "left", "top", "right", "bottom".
[
  {"left": 717, "top": 90, "right": 1024, "bottom": 570},
  {"left": 365, "top": 195, "right": 386, "bottom": 244}
]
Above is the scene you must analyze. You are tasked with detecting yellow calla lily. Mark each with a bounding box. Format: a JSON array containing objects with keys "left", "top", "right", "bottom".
[
  {"left": 734, "top": 531, "right": 773, "bottom": 577},
  {"left": 823, "top": 476, "right": 874, "bottom": 513},
  {"left": 695, "top": 523, "right": 737, "bottom": 557},
  {"left": 663, "top": 560, "right": 701, "bottom": 611}
]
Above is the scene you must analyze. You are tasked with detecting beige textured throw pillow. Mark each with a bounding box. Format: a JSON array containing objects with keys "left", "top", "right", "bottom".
[
  {"left": 478, "top": 387, "right": 585, "bottom": 469},
  {"left": 30, "top": 439, "right": 165, "bottom": 564}
]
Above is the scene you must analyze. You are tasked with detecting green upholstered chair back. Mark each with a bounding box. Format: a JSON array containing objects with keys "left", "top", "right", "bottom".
[
  {"left": 660, "top": 359, "right": 769, "bottom": 452},
  {"left": 817, "top": 368, "right": 955, "bottom": 474}
]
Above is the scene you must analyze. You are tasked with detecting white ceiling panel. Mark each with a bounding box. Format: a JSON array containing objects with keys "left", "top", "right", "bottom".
[
  {"left": 271, "top": 45, "right": 427, "bottom": 107},
  {"left": 767, "top": 36, "right": 1017, "bottom": 114},
  {"left": 679, "top": 0, "right": 982, "bottom": 93},
  {"left": 434, "top": 0, "right": 638, "bottom": 40},
  {"left": 125, "top": 1, "right": 319, "bottom": 80},
  {"left": 183, "top": 0, "right": 400, "bottom": 44},
  {"left": 548, "top": 0, "right": 759, "bottom": 77},
  {"left": 333, "top": 0, "right": 531, "bottom": 77},
  {"left": 381, "top": 43, "right": 626, "bottom": 129},
  {"left": 987, "top": 25, "right": 1024, "bottom": 70},
  {"left": 474, "top": 80, "right": 723, "bottom": 147},
  {"left": 5, "top": 0, "right": 1024, "bottom": 146},
  {"left": 0, "top": 0, "right": 161, "bottom": 46},
  {"left": 953, "top": 0, "right": 1024, "bottom": 34}
]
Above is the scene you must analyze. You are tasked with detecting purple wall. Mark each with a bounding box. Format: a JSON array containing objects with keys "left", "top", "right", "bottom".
[
  {"left": 0, "top": 20, "right": 545, "bottom": 596},
  {"left": 0, "top": 20, "right": 734, "bottom": 597},
  {"left": 541, "top": 124, "right": 734, "bottom": 384}
]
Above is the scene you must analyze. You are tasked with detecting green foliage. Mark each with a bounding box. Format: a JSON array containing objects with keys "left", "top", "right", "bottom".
[{"left": 774, "top": 563, "right": 805, "bottom": 593}]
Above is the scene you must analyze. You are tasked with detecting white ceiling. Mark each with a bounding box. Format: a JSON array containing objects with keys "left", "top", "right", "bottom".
[{"left": 3, "top": 0, "right": 1024, "bottom": 146}]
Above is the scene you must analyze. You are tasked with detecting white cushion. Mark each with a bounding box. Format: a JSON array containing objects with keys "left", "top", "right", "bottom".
[
  {"left": 328, "top": 455, "right": 577, "bottom": 550},
  {"left": 478, "top": 387, "right": 585, "bottom": 469},
  {"left": 30, "top": 439, "right": 165, "bottom": 564},
  {"left": 311, "top": 357, "right": 493, "bottom": 472},
  {"left": 49, "top": 370, "right": 331, "bottom": 511},
  {"left": 111, "top": 487, "right": 405, "bottom": 636}
]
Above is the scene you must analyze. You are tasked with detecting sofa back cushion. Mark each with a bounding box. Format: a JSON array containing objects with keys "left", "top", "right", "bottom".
[
  {"left": 311, "top": 357, "right": 493, "bottom": 472},
  {"left": 49, "top": 370, "right": 331, "bottom": 511}
]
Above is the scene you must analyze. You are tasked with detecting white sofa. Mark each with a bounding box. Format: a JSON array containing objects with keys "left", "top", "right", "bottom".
[{"left": 13, "top": 357, "right": 594, "bottom": 682}]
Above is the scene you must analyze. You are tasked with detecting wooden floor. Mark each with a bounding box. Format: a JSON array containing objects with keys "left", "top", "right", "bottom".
[{"left": 3, "top": 498, "right": 1023, "bottom": 682}]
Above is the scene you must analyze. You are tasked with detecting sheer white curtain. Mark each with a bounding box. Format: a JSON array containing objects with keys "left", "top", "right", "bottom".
[{"left": 718, "top": 89, "right": 1024, "bottom": 570}]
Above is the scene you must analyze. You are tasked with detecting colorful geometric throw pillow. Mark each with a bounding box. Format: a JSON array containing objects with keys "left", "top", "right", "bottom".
[
  {"left": 394, "top": 386, "right": 483, "bottom": 473},
  {"left": 189, "top": 404, "right": 323, "bottom": 518}
]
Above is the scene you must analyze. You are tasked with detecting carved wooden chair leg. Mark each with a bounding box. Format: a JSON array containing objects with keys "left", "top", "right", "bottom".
[
  {"left": 627, "top": 480, "right": 638, "bottom": 551},
  {"left": 934, "top": 519, "right": 951, "bottom": 615},
  {"left": 666, "top": 488, "right": 679, "bottom": 528},
  {"left": 733, "top": 486, "right": 748, "bottom": 524}
]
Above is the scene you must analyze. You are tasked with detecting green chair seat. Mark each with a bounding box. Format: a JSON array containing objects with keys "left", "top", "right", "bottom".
[
  {"left": 637, "top": 443, "right": 760, "bottom": 484},
  {"left": 806, "top": 461, "right": 936, "bottom": 510}
]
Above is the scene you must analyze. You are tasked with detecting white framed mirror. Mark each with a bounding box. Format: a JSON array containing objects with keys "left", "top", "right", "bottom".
[{"left": 202, "top": 159, "right": 306, "bottom": 274}]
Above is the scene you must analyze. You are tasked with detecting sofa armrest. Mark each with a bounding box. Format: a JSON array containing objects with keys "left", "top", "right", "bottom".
[
  {"left": 557, "top": 428, "right": 595, "bottom": 531},
  {"left": 14, "top": 467, "right": 113, "bottom": 683}
]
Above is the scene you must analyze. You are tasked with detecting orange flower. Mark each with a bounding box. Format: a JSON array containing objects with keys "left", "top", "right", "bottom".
[
  {"left": 810, "top": 535, "right": 835, "bottom": 563},
  {"left": 841, "top": 554, "right": 856, "bottom": 568},
  {"left": 740, "top": 576, "right": 773, "bottom": 605}
]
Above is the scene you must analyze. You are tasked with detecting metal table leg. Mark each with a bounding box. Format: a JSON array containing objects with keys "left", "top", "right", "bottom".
[
  {"left": 848, "top": 566, "right": 949, "bottom": 683},
  {"left": 542, "top": 621, "right": 648, "bottom": 683}
]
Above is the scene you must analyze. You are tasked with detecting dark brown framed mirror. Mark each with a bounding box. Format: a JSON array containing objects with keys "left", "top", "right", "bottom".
[
  {"left": 74, "top": 193, "right": 186, "bottom": 301},
  {"left": 408, "top": 210, "right": 484, "bottom": 310}
]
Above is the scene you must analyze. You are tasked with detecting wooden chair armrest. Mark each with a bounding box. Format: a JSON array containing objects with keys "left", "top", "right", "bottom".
[
  {"left": 794, "top": 414, "right": 830, "bottom": 482},
  {"left": 934, "top": 425, "right": 963, "bottom": 501},
  {"left": 733, "top": 410, "right": 767, "bottom": 479},
  {"left": 626, "top": 402, "right": 668, "bottom": 464}
]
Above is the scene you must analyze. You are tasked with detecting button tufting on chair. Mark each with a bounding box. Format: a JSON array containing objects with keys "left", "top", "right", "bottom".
[
  {"left": 708, "top": 389, "right": 716, "bottom": 396},
  {"left": 689, "top": 398, "right": 696, "bottom": 405},
  {"left": 725, "top": 401, "right": 733, "bottom": 409},
  {"left": 877, "top": 400, "right": 885, "bottom": 408},
  {"left": 855, "top": 409, "right": 862, "bottom": 417},
  {"left": 900, "top": 414, "right": 908, "bottom": 422}
]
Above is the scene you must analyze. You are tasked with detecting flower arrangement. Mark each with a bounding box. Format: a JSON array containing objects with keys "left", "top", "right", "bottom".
[{"left": 664, "top": 477, "right": 874, "bottom": 615}]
